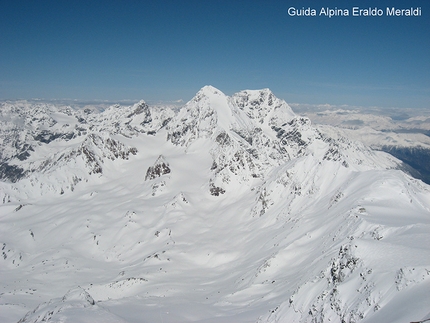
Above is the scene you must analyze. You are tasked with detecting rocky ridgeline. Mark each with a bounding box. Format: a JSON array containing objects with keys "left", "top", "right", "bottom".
[
  {"left": 1, "top": 87, "right": 429, "bottom": 323},
  {"left": 0, "top": 86, "right": 402, "bottom": 200}
]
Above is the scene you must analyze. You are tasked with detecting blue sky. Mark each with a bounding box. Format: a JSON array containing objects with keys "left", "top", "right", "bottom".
[{"left": 1, "top": 0, "right": 429, "bottom": 108}]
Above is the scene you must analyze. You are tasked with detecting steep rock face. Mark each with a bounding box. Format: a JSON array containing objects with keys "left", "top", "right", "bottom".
[
  {"left": 232, "top": 88, "right": 295, "bottom": 129},
  {"left": 145, "top": 155, "right": 171, "bottom": 181}
]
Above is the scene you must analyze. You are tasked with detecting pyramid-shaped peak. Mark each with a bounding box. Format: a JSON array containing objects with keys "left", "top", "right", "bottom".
[
  {"left": 187, "top": 85, "right": 237, "bottom": 130},
  {"left": 190, "top": 85, "right": 228, "bottom": 105},
  {"left": 145, "top": 155, "right": 171, "bottom": 181},
  {"left": 137, "top": 99, "right": 147, "bottom": 105},
  {"left": 198, "top": 85, "right": 225, "bottom": 96},
  {"left": 127, "top": 100, "right": 149, "bottom": 112},
  {"left": 132, "top": 100, "right": 149, "bottom": 110},
  {"left": 154, "top": 154, "right": 169, "bottom": 166},
  {"left": 62, "top": 287, "right": 95, "bottom": 305}
]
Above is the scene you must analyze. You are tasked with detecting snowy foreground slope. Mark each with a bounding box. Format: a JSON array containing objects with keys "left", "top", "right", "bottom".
[{"left": 1, "top": 86, "right": 429, "bottom": 323}]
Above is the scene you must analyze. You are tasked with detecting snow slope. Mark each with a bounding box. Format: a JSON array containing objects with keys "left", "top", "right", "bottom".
[
  {"left": 0, "top": 87, "right": 429, "bottom": 323},
  {"left": 289, "top": 104, "right": 430, "bottom": 185}
]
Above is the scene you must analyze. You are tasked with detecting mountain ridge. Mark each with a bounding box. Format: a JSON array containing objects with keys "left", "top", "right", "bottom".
[{"left": 1, "top": 86, "right": 429, "bottom": 323}]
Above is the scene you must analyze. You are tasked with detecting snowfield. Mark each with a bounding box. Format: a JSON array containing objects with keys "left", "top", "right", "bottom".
[{"left": 1, "top": 86, "right": 429, "bottom": 323}]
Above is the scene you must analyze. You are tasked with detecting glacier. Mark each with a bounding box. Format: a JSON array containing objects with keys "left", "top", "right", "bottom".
[{"left": 0, "top": 86, "right": 429, "bottom": 323}]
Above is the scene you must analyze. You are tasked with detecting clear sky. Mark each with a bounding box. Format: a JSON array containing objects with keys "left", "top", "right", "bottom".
[{"left": 1, "top": 0, "right": 429, "bottom": 108}]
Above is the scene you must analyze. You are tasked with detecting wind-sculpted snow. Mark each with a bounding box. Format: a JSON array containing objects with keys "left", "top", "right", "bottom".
[
  {"left": 293, "top": 106, "right": 430, "bottom": 184},
  {"left": 17, "top": 287, "right": 128, "bottom": 323},
  {"left": 0, "top": 87, "right": 429, "bottom": 323}
]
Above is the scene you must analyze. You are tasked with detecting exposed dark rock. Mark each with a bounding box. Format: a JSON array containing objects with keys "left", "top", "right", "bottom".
[
  {"left": 215, "top": 132, "right": 231, "bottom": 146},
  {"left": 145, "top": 155, "right": 171, "bottom": 181},
  {"left": 0, "top": 162, "right": 26, "bottom": 183},
  {"left": 33, "top": 130, "right": 63, "bottom": 144},
  {"left": 209, "top": 183, "right": 225, "bottom": 196}
]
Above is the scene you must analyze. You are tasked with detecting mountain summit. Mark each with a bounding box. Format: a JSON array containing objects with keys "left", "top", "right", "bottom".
[{"left": 1, "top": 87, "right": 429, "bottom": 323}]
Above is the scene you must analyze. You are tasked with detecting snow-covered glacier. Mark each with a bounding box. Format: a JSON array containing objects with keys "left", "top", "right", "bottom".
[{"left": 1, "top": 86, "right": 429, "bottom": 323}]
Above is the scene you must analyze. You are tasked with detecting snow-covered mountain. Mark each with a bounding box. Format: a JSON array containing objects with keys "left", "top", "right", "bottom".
[
  {"left": 1, "top": 86, "right": 429, "bottom": 323},
  {"left": 290, "top": 104, "right": 430, "bottom": 184}
]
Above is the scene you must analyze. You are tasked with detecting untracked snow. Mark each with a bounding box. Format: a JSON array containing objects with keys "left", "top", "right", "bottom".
[{"left": 0, "top": 87, "right": 429, "bottom": 323}]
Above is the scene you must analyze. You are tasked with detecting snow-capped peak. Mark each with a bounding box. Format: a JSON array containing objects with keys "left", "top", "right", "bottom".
[
  {"left": 232, "top": 88, "right": 296, "bottom": 129},
  {"left": 194, "top": 85, "right": 237, "bottom": 130},
  {"left": 197, "top": 85, "right": 223, "bottom": 96},
  {"left": 167, "top": 86, "right": 248, "bottom": 146},
  {"left": 1, "top": 88, "right": 429, "bottom": 323}
]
